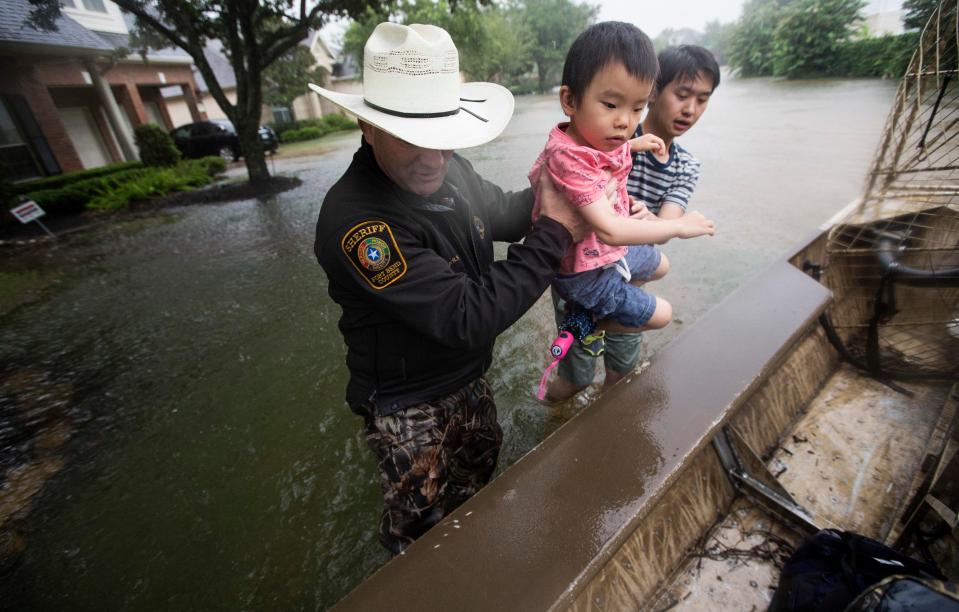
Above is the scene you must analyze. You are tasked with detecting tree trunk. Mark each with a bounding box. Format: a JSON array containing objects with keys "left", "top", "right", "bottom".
[
  {"left": 236, "top": 117, "right": 270, "bottom": 185},
  {"left": 536, "top": 61, "right": 548, "bottom": 94}
]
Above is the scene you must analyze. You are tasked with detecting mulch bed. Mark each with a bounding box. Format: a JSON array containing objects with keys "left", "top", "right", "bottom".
[{"left": 0, "top": 176, "right": 301, "bottom": 249}]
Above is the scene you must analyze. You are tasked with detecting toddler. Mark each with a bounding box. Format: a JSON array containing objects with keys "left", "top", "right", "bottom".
[{"left": 530, "top": 21, "right": 715, "bottom": 342}]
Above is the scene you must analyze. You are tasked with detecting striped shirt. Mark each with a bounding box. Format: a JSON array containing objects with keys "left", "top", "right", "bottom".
[{"left": 625, "top": 127, "right": 701, "bottom": 215}]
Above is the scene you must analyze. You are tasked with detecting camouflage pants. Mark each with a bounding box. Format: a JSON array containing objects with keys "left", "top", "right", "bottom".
[{"left": 360, "top": 377, "right": 502, "bottom": 555}]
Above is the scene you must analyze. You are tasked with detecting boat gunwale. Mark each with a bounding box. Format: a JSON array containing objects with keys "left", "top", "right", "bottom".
[{"left": 333, "top": 253, "right": 833, "bottom": 611}]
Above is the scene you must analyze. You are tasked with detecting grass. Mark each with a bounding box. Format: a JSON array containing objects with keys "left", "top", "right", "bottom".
[
  {"left": 0, "top": 270, "right": 59, "bottom": 316},
  {"left": 272, "top": 129, "right": 360, "bottom": 160}
]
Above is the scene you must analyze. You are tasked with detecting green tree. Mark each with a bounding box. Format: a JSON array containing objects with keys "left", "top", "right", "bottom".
[
  {"left": 652, "top": 27, "right": 702, "bottom": 52},
  {"left": 519, "top": 0, "right": 597, "bottom": 93},
  {"left": 700, "top": 20, "right": 736, "bottom": 65},
  {"left": 27, "top": 0, "right": 390, "bottom": 186},
  {"left": 475, "top": 5, "right": 532, "bottom": 83},
  {"left": 728, "top": 0, "right": 788, "bottom": 76},
  {"left": 771, "top": 0, "right": 864, "bottom": 78},
  {"left": 262, "top": 45, "right": 328, "bottom": 120},
  {"left": 902, "top": 0, "right": 939, "bottom": 30}
]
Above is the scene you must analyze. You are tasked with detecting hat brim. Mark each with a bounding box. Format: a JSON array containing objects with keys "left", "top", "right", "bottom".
[{"left": 307, "top": 81, "right": 514, "bottom": 150}]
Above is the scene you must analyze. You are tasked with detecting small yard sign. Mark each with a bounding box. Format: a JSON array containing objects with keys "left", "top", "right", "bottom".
[
  {"left": 10, "top": 200, "right": 55, "bottom": 238},
  {"left": 11, "top": 200, "right": 45, "bottom": 223}
]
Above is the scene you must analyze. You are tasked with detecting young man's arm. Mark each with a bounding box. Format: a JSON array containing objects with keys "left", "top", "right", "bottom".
[{"left": 657, "top": 202, "right": 685, "bottom": 219}]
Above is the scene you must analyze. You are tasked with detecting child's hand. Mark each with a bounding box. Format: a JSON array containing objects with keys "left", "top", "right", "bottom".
[
  {"left": 629, "top": 134, "right": 666, "bottom": 156},
  {"left": 677, "top": 211, "right": 715, "bottom": 238}
]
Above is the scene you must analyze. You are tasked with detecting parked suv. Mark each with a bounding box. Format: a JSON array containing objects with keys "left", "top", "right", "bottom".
[{"left": 170, "top": 120, "right": 278, "bottom": 161}]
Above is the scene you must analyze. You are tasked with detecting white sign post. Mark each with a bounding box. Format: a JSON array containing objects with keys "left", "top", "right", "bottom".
[{"left": 10, "top": 200, "right": 55, "bottom": 238}]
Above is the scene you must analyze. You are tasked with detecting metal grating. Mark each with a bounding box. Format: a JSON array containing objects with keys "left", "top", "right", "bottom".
[{"left": 825, "top": 0, "right": 959, "bottom": 379}]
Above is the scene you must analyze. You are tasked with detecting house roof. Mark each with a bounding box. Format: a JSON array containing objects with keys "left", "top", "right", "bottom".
[
  {"left": 0, "top": 0, "right": 113, "bottom": 52},
  {"left": 192, "top": 41, "right": 237, "bottom": 92},
  {"left": 0, "top": 0, "right": 193, "bottom": 62},
  {"left": 107, "top": 10, "right": 192, "bottom": 61},
  {"left": 302, "top": 29, "right": 334, "bottom": 60}
]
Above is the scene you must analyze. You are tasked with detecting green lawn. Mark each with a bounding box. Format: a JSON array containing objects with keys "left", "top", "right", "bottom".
[{"left": 272, "top": 129, "right": 359, "bottom": 159}]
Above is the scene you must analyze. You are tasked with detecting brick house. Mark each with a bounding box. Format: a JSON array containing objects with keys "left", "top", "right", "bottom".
[{"left": 0, "top": 0, "right": 204, "bottom": 181}]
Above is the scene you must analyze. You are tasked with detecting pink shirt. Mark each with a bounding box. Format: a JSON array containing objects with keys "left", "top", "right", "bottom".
[{"left": 530, "top": 123, "right": 632, "bottom": 274}]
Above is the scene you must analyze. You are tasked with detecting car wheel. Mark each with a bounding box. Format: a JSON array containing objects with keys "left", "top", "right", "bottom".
[{"left": 218, "top": 145, "right": 237, "bottom": 162}]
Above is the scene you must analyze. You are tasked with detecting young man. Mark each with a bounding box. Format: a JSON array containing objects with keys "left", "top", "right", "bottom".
[
  {"left": 309, "top": 22, "right": 585, "bottom": 555},
  {"left": 547, "top": 45, "right": 721, "bottom": 401}
]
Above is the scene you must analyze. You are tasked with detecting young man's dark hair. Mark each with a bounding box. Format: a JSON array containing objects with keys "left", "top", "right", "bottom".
[
  {"left": 656, "top": 44, "right": 721, "bottom": 93},
  {"left": 561, "top": 21, "right": 658, "bottom": 104}
]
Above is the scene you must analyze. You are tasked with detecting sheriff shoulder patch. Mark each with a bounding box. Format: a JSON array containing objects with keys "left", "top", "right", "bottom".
[{"left": 340, "top": 220, "right": 408, "bottom": 289}]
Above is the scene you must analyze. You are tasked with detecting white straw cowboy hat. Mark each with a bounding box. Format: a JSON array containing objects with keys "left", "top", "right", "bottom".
[{"left": 308, "top": 22, "right": 514, "bottom": 150}]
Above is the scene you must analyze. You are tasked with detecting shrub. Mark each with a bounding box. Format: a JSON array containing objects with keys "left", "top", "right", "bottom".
[
  {"left": 22, "top": 159, "right": 219, "bottom": 214},
  {"left": 12, "top": 161, "right": 142, "bottom": 196},
  {"left": 25, "top": 166, "right": 150, "bottom": 214},
  {"left": 134, "top": 123, "right": 181, "bottom": 167},
  {"left": 833, "top": 33, "right": 919, "bottom": 78},
  {"left": 275, "top": 114, "right": 358, "bottom": 143},
  {"left": 280, "top": 126, "right": 325, "bottom": 142},
  {"left": 321, "top": 113, "right": 357, "bottom": 131},
  {"left": 86, "top": 159, "right": 215, "bottom": 211},
  {"left": 195, "top": 156, "right": 227, "bottom": 177}
]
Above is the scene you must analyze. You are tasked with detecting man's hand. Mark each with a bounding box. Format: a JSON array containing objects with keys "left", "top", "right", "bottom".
[{"left": 538, "top": 171, "right": 590, "bottom": 242}]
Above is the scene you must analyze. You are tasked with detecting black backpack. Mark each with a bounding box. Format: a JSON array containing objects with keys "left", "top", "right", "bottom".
[{"left": 769, "top": 529, "right": 943, "bottom": 612}]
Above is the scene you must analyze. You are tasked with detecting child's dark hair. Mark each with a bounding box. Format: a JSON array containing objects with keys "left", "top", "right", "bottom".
[
  {"left": 656, "top": 45, "right": 721, "bottom": 93},
  {"left": 561, "top": 21, "right": 657, "bottom": 105}
]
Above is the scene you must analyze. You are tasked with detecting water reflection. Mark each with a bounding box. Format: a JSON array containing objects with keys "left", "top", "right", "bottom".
[{"left": 0, "top": 77, "right": 896, "bottom": 609}]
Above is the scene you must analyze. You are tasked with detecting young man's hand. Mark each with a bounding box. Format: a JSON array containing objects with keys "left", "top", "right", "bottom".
[
  {"left": 628, "top": 198, "right": 656, "bottom": 220},
  {"left": 628, "top": 134, "right": 666, "bottom": 157},
  {"left": 677, "top": 211, "right": 715, "bottom": 239}
]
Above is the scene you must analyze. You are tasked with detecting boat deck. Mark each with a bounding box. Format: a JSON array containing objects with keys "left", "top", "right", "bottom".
[{"left": 651, "top": 366, "right": 956, "bottom": 611}]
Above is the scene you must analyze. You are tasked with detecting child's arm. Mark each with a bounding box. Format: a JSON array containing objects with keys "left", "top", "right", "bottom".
[
  {"left": 629, "top": 134, "right": 666, "bottom": 157},
  {"left": 581, "top": 193, "right": 714, "bottom": 246}
]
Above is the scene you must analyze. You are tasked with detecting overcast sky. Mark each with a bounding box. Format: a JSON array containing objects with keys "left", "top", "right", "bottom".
[
  {"left": 596, "top": 0, "right": 745, "bottom": 37},
  {"left": 595, "top": 0, "right": 903, "bottom": 38},
  {"left": 321, "top": 0, "right": 905, "bottom": 51}
]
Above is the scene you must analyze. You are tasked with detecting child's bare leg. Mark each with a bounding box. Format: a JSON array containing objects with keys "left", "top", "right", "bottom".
[
  {"left": 629, "top": 253, "right": 670, "bottom": 287},
  {"left": 649, "top": 253, "right": 669, "bottom": 282},
  {"left": 597, "top": 297, "right": 672, "bottom": 333},
  {"left": 545, "top": 375, "right": 588, "bottom": 402},
  {"left": 602, "top": 368, "right": 628, "bottom": 391}
]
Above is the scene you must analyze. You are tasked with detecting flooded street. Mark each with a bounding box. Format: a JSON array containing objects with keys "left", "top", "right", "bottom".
[{"left": 0, "top": 76, "right": 897, "bottom": 610}]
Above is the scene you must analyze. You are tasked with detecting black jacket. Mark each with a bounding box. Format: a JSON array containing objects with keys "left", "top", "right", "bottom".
[{"left": 315, "top": 139, "right": 571, "bottom": 416}]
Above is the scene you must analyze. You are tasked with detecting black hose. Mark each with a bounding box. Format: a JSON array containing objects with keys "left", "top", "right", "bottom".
[{"left": 877, "top": 239, "right": 959, "bottom": 287}]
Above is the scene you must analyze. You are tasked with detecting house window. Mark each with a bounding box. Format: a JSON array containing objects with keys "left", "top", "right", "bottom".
[
  {"left": 0, "top": 99, "right": 44, "bottom": 182},
  {"left": 81, "top": 0, "right": 107, "bottom": 12},
  {"left": 62, "top": 0, "right": 108, "bottom": 12},
  {"left": 271, "top": 106, "right": 293, "bottom": 124}
]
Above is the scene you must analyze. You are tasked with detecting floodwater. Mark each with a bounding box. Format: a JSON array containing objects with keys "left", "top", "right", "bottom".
[{"left": 0, "top": 76, "right": 897, "bottom": 610}]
